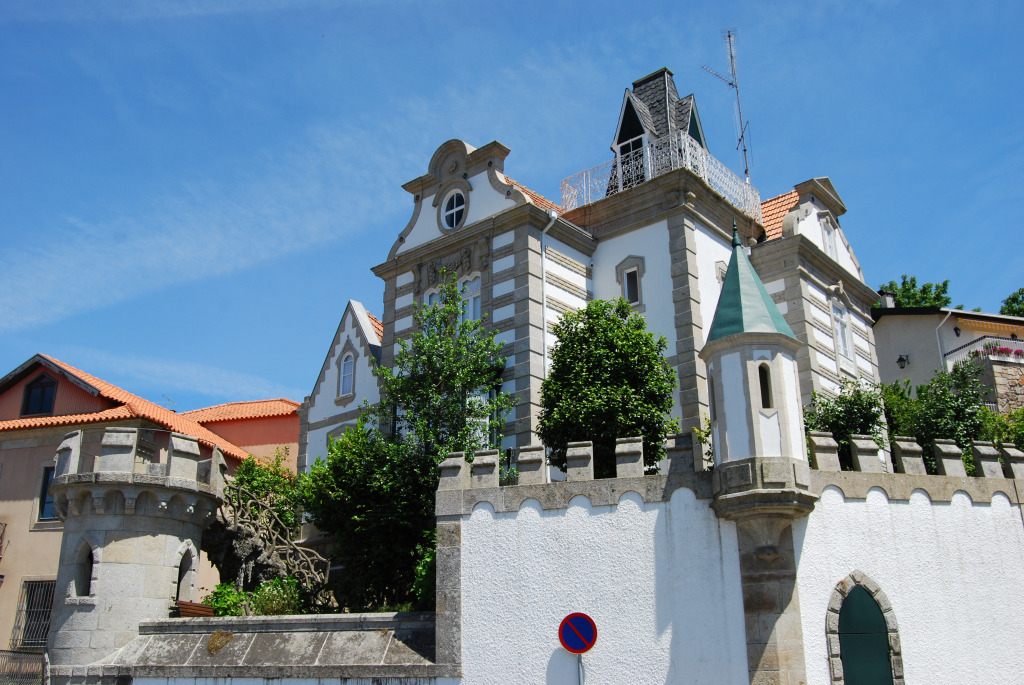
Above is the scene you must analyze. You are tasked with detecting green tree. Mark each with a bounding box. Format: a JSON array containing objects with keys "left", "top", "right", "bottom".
[
  {"left": 231, "top": 450, "right": 302, "bottom": 533},
  {"left": 877, "top": 275, "right": 952, "bottom": 308},
  {"left": 803, "top": 380, "right": 886, "bottom": 470},
  {"left": 369, "top": 270, "right": 517, "bottom": 462},
  {"left": 1000, "top": 287, "right": 1024, "bottom": 317},
  {"left": 538, "top": 298, "right": 677, "bottom": 478},
  {"left": 301, "top": 271, "right": 516, "bottom": 610}
]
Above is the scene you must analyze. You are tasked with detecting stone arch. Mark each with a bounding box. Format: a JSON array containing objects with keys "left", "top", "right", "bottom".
[
  {"left": 168, "top": 494, "right": 189, "bottom": 520},
  {"left": 172, "top": 540, "right": 198, "bottom": 602},
  {"left": 134, "top": 490, "right": 159, "bottom": 516},
  {"left": 826, "top": 570, "right": 903, "bottom": 685},
  {"left": 103, "top": 489, "right": 125, "bottom": 515},
  {"left": 73, "top": 490, "right": 93, "bottom": 516},
  {"left": 67, "top": 533, "right": 101, "bottom": 599}
]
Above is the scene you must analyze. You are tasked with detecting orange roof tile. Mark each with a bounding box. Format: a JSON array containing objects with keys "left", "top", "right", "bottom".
[
  {"left": 181, "top": 398, "right": 300, "bottom": 423},
  {"left": 504, "top": 176, "right": 561, "bottom": 214},
  {"left": 760, "top": 190, "right": 799, "bottom": 240},
  {"left": 1, "top": 355, "right": 249, "bottom": 461},
  {"left": 367, "top": 313, "right": 384, "bottom": 342}
]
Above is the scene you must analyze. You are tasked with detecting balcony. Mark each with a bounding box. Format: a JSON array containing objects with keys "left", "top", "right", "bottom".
[
  {"left": 945, "top": 335, "right": 1024, "bottom": 370},
  {"left": 560, "top": 130, "right": 763, "bottom": 222}
]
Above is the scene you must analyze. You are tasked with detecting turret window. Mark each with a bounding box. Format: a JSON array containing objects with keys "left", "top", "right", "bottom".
[{"left": 758, "top": 364, "right": 773, "bottom": 409}]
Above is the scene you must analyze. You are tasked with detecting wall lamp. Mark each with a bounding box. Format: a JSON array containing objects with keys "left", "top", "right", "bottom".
[
  {"left": 896, "top": 354, "right": 910, "bottom": 369},
  {"left": 953, "top": 326, "right": 961, "bottom": 337}
]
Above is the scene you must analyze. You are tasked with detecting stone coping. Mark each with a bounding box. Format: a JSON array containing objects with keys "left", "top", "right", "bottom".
[
  {"left": 140, "top": 612, "right": 436, "bottom": 634},
  {"left": 438, "top": 467, "right": 1024, "bottom": 515},
  {"left": 48, "top": 664, "right": 461, "bottom": 679}
]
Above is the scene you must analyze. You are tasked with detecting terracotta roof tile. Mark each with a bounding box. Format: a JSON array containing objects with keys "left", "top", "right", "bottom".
[
  {"left": 367, "top": 313, "right": 384, "bottom": 342},
  {"left": 504, "top": 177, "right": 561, "bottom": 213},
  {"left": 761, "top": 190, "right": 799, "bottom": 240},
  {"left": 181, "top": 398, "right": 300, "bottom": 423},
  {"left": 4, "top": 355, "right": 249, "bottom": 461}
]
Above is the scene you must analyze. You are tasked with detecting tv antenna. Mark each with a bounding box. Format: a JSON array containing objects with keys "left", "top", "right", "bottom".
[
  {"left": 701, "top": 29, "right": 751, "bottom": 182},
  {"left": 161, "top": 394, "right": 176, "bottom": 408}
]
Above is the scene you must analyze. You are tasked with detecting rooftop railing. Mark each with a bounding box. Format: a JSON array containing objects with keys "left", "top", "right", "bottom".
[
  {"left": 944, "top": 335, "right": 1024, "bottom": 370},
  {"left": 560, "top": 130, "right": 763, "bottom": 222}
]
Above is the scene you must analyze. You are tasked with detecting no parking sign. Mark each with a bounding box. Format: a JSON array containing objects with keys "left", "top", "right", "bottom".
[{"left": 558, "top": 612, "right": 597, "bottom": 654}]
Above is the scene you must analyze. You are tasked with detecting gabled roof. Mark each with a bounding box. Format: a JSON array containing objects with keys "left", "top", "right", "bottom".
[
  {"left": 367, "top": 313, "right": 384, "bottom": 342},
  {"left": 615, "top": 68, "right": 707, "bottom": 150},
  {"left": 309, "top": 300, "right": 382, "bottom": 402},
  {"left": 707, "top": 229, "right": 797, "bottom": 343},
  {"left": 181, "top": 398, "right": 300, "bottom": 424},
  {"left": 504, "top": 176, "right": 561, "bottom": 213},
  {"left": 760, "top": 190, "right": 799, "bottom": 240},
  {"left": 0, "top": 354, "right": 248, "bottom": 461}
]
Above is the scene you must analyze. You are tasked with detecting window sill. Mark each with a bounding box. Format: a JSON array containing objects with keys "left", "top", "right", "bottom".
[
  {"left": 334, "top": 393, "right": 356, "bottom": 408},
  {"left": 629, "top": 302, "right": 646, "bottom": 313},
  {"left": 30, "top": 520, "right": 63, "bottom": 532},
  {"left": 838, "top": 355, "right": 857, "bottom": 377}
]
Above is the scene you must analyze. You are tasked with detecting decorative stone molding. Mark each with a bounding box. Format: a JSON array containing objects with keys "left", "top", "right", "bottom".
[{"left": 826, "top": 571, "right": 904, "bottom": 685}]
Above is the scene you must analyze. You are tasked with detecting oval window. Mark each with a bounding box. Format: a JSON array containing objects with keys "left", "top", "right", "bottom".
[{"left": 443, "top": 191, "right": 466, "bottom": 229}]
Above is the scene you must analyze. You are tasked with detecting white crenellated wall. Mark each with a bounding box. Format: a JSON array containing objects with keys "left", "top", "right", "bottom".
[
  {"left": 459, "top": 488, "right": 749, "bottom": 685},
  {"left": 795, "top": 486, "right": 1024, "bottom": 684}
]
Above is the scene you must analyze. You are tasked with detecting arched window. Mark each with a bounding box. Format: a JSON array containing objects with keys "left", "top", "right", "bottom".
[
  {"left": 708, "top": 375, "right": 717, "bottom": 422},
  {"left": 758, "top": 364, "right": 773, "bottom": 409},
  {"left": 22, "top": 374, "right": 57, "bottom": 416},
  {"left": 462, "top": 276, "right": 481, "bottom": 322},
  {"left": 176, "top": 549, "right": 194, "bottom": 602},
  {"left": 74, "top": 544, "right": 93, "bottom": 597},
  {"left": 340, "top": 353, "right": 354, "bottom": 396}
]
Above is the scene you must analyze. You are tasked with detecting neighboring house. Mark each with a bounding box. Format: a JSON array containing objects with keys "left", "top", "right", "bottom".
[
  {"left": 181, "top": 399, "right": 300, "bottom": 470},
  {"left": 298, "top": 300, "right": 382, "bottom": 472},
  {"left": 0, "top": 354, "right": 287, "bottom": 652},
  {"left": 872, "top": 302, "right": 1024, "bottom": 412},
  {"left": 301, "top": 67, "right": 880, "bottom": 459}
]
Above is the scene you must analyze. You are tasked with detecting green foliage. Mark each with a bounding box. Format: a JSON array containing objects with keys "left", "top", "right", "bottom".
[
  {"left": 1000, "top": 287, "right": 1024, "bottom": 317},
  {"left": 913, "top": 361, "right": 988, "bottom": 474},
  {"left": 369, "top": 270, "right": 517, "bottom": 462},
  {"left": 249, "top": 577, "right": 304, "bottom": 616},
  {"left": 877, "top": 275, "right": 952, "bottom": 308},
  {"left": 538, "top": 298, "right": 677, "bottom": 478},
  {"left": 203, "top": 582, "right": 248, "bottom": 617},
  {"left": 301, "top": 421, "right": 436, "bottom": 611},
  {"left": 411, "top": 539, "right": 436, "bottom": 612},
  {"left": 231, "top": 451, "right": 302, "bottom": 533},
  {"left": 880, "top": 380, "right": 917, "bottom": 438},
  {"left": 803, "top": 381, "right": 885, "bottom": 470},
  {"left": 692, "top": 414, "right": 715, "bottom": 469},
  {"left": 978, "top": 406, "right": 1024, "bottom": 450}
]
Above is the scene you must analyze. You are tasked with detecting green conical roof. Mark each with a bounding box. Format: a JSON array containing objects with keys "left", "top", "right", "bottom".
[{"left": 706, "top": 223, "right": 796, "bottom": 342}]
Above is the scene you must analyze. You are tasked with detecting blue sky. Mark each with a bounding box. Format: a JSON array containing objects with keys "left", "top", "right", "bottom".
[{"left": 1, "top": 0, "right": 1021, "bottom": 411}]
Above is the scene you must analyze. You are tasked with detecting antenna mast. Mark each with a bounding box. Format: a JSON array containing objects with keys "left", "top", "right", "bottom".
[{"left": 701, "top": 29, "right": 751, "bottom": 182}]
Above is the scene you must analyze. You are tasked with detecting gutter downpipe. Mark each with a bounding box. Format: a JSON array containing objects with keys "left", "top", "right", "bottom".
[
  {"left": 936, "top": 309, "right": 953, "bottom": 372},
  {"left": 540, "top": 209, "right": 559, "bottom": 379}
]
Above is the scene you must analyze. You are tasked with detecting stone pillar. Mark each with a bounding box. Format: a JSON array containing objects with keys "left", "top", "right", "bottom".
[{"left": 435, "top": 454, "right": 467, "bottom": 665}]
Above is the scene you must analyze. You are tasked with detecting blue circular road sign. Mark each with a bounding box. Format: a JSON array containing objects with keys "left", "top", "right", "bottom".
[{"left": 559, "top": 612, "right": 597, "bottom": 654}]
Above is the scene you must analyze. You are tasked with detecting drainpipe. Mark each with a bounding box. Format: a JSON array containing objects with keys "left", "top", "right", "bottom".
[
  {"left": 540, "top": 209, "right": 559, "bottom": 378},
  {"left": 936, "top": 309, "right": 953, "bottom": 372}
]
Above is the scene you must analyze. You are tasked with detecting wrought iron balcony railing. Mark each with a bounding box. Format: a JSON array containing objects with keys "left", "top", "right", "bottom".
[
  {"left": 560, "top": 130, "right": 763, "bottom": 222},
  {"left": 944, "top": 335, "right": 1024, "bottom": 370}
]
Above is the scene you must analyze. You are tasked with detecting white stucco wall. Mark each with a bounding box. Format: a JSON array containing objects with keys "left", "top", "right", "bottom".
[
  {"left": 693, "top": 223, "right": 733, "bottom": 343},
  {"left": 460, "top": 488, "right": 749, "bottom": 684},
  {"left": 794, "top": 486, "right": 1024, "bottom": 684},
  {"left": 591, "top": 220, "right": 675, "bottom": 346}
]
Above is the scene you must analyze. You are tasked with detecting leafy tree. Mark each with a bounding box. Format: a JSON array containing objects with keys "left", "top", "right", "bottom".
[
  {"left": 1000, "top": 287, "right": 1024, "bottom": 317},
  {"left": 803, "top": 380, "right": 885, "bottom": 470},
  {"left": 913, "top": 361, "right": 988, "bottom": 473},
  {"left": 230, "top": 451, "right": 302, "bottom": 533},
  {"left": 877, "top": 275, "right": 952, "bottom": 308},
  {"left": 538, "top": 298, "right": 677, "bottom": 478},
  {"left": 369, "top": 270, "right": 517, "bottom": 462},
  {"left": 301, "top": 271, "right": 515, "bottom": 610}
]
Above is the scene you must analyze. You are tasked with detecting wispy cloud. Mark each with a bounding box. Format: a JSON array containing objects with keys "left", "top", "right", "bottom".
[
  {"left": 0, "top": 124, "right": 403, "bottom": 334},
  {"left": 58, "top": 347, "right": 304, "bottom": 403}
]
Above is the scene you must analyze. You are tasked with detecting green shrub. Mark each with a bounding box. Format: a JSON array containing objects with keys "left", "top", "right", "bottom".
[
  {"left": 249, "top": 577, "right": 304, "bottom": 616},
  {"left": 803, "top": 380, "right": 885, "bottom": 470},
  {"left": 203, "top": 582, "right": 248, "bottom": 616}
]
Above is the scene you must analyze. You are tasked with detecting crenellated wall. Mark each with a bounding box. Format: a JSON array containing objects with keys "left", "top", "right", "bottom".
[{"left": 438, "top": 434, "right": 1024, "bottom": 684}]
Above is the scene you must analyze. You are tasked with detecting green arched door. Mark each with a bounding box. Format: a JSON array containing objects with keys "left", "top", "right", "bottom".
[{"left": 838, "top": 585, "right": 893, "bottom": 685}]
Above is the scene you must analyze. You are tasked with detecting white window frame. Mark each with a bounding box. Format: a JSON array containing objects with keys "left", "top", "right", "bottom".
[
  {"left": 820, "top": 213, "right": 838, "bottom": 259},
  {"left": 461, "top": 275, "right": 482, "bottom": 322},
  {"left": 334, "top": 339, "right": 360, "bottom": 407},
  {"left": 339, "top": 353, "right": 354, "bottom": 397},
  {"left": 832, "top": 301, "right": 856, "bottom": 373},
  {"left": 615, "top": 255, "right": 646, "bottom": 312},
  {"left": 442, "top": 190, "right": 466, "bottom": 230}
]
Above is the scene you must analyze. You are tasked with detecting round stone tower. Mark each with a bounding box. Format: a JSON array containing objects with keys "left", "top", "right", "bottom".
[{"left": 46, "top": 426, "right": 225, "bottom": 667}]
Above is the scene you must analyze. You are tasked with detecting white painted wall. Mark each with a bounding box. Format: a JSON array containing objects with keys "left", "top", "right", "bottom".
[
  {"left": 591, "top": 220, "right": 675, "bottom": 345},
  {"left": 396, "top": 171, "right": 517, "bottom": 255},
  {"left": 795, "top": 486, "right": 1024, "bottom": 684},
  {"left": 693, "top": 223, "right": 733, "bottom": 343},
  {"left": 460, "top": 489, "right": 749, "bottom": 684}
]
